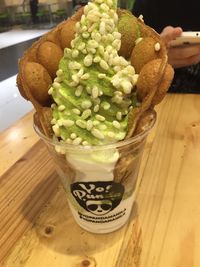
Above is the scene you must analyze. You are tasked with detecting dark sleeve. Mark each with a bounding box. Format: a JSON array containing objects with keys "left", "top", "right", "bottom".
[
  {"left": 132, "top": 0, "right": 163, "bottom": 32},
  {"left": 132, "top": 0, "right": 146, "bottom": 17},
  {"left": 133, "top": 0, "right": 200, "bottom": 33}
]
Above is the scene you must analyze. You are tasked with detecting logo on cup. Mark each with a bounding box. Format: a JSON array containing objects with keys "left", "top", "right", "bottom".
[{"left": 71, "top": 181, "right": 124, "bottom": 216}]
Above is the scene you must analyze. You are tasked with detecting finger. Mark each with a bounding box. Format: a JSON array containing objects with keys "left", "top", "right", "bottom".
[
  {"left": 169, "top": 54, "right": 200, "bottom": 68},
  {"left": 160, "top": 26, "right": 183, "bottom": 45},
  {"left": 169, "top": 45, "right": 200, "bottom": 59}
]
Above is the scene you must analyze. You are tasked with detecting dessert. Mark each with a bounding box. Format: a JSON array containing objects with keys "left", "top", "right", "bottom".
[
  {"left": 17, "top": 1, "right": 173, "bottom": 142},
  {"left": 17, "top": 0, "right": 174, "bottom": 233}
]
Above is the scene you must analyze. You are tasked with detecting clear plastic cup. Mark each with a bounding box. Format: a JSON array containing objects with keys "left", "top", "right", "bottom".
[{"left": 33, "top": 110, "right": 156, "bottom": 234}]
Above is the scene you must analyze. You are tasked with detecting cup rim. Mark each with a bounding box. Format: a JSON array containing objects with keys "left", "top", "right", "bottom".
[{"left": 33, "top": 110, "right": 157, "bottom": 151}]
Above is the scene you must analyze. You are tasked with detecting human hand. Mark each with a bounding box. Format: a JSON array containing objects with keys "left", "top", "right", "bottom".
[{"left": 160, "top": 26, "right": 200, "bottom": 68}]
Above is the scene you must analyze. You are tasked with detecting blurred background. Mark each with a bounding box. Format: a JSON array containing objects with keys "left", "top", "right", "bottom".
[
  {"left": 0, "top": 0, "right": 86, "bottom": 32},
  {"left": 0, "top": 0, "right": 135, "bottom": 132}
]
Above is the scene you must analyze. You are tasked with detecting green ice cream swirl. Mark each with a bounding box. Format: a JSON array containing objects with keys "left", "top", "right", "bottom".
[{"left": 49, "top": 0, "right": 139, "bottom": 146}]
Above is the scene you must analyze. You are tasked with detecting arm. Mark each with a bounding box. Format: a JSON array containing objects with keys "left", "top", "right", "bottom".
[{"left": 160, "top": 26, "right": 200, "bottom": 68}]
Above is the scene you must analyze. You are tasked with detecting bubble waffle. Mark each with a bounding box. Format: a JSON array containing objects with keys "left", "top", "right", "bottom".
[{"left": 17, "top": 5, "right": 173, "bottom": 141}]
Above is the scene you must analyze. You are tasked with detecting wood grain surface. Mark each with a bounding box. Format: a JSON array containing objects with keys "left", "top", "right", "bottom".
[
  {"left": 0, "top": 111, "right": 38, "bottom": 176},
  {"left": 1, "top": 94, "right": 200, "bottom": 267},
  {"left": 0, "top": 141, "right": 59, "bottom": 264}
]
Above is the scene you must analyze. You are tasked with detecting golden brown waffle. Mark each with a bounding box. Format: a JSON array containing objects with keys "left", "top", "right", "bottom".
[{"left": 17, "top": 7, "right": 174, "bottom": 139}]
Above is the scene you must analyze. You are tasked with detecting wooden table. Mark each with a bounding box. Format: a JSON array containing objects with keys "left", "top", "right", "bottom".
[{"left": 1, "top": 93, "right": 200, "bottom": 267}]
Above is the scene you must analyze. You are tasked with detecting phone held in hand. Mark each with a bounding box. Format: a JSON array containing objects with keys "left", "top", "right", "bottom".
[{"left": 170, "top": 31, "right": 200, "bottom": 47}]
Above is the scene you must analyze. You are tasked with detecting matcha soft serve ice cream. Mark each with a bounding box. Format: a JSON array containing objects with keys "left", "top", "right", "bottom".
[
  {"left": 44, "top": 0, "right": 143, "bottom": 233},
  {"left": 48, "top": 0, "right": 139, "bottom": 146}
]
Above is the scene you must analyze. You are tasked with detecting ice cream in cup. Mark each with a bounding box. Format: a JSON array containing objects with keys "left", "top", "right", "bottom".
[
  {"left": 17, "top": 0, "right": 174, "bottom": 233},
  {"left": 34, "top": 110, "right": 156, "bottom": 233}
]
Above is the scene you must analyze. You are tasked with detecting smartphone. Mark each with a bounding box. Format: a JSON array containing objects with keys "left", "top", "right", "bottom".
[{"left": 170, "top": 31, "right": 200, "bottom": 47}]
